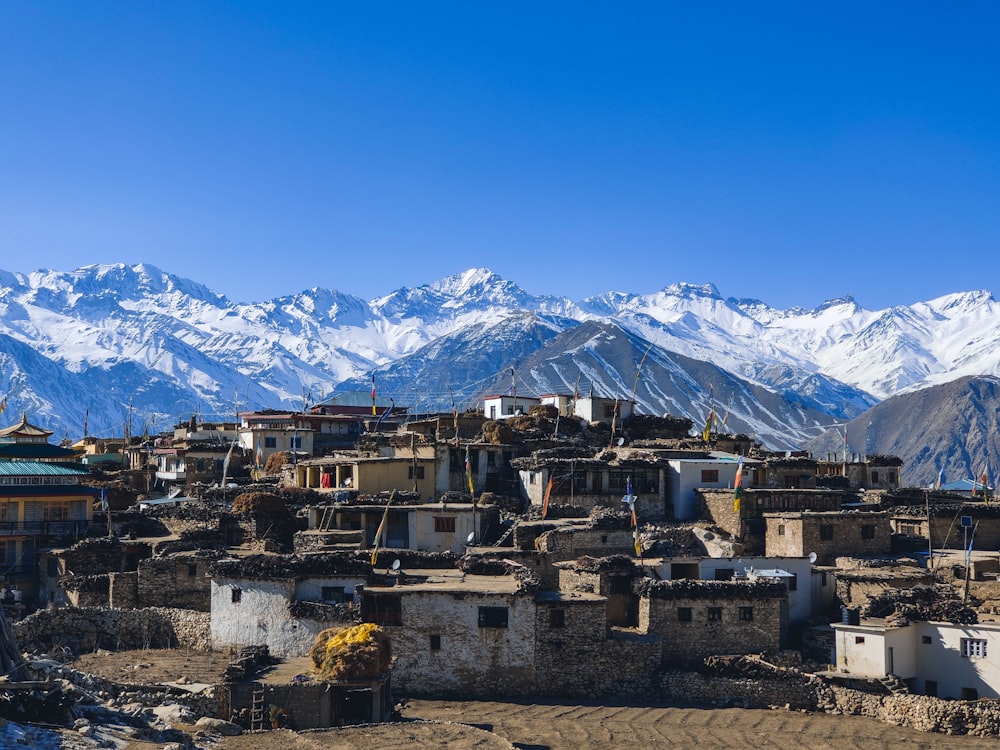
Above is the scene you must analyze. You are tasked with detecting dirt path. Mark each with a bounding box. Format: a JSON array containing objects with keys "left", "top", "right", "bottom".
[{"left": 400, "top": 699, "right": 1000, "bottom": 750}]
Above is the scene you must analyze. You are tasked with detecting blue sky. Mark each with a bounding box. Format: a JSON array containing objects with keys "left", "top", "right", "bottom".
[{"left": 2, "top": 3, "right": 998, "bottom": 310}]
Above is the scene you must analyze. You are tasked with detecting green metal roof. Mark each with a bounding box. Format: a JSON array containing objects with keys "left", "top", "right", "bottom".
[{"left": 0, "top": 460, "right": 89, "bottom": 476}]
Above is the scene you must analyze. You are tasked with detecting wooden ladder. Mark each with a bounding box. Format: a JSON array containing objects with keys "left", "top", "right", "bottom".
[
  {"left": 250, "top": 682, "right": 266, "bottom": 731},
  {"left": 319, "top": 506, "right": 334, "bottom": 531}
]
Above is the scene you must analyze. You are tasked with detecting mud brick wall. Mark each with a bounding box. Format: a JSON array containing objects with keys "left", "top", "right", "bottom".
[
  {"left": 137, "top": 557, "right": 212, "bottom": 611},
  {"left": 14, "top": 606, "right": 212, "bottom": 654}
]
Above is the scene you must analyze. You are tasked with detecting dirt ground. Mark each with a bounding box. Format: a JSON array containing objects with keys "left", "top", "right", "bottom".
[{"left": 67, "top": 650, "right": 1000, "bottom": 749}]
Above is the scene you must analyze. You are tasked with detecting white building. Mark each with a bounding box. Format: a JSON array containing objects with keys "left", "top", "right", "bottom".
[
  {"left": 209, "top": 556, "right": 367, "bottom": 657},
  {"left": 666, "top": 455, "right": 742, "bottom": 520},
  {"left": 482, "top": 395, "right": 541, "bottom": 420},
  {"left": 832, "top": 618, "right": 1000, "bottom": 700}
]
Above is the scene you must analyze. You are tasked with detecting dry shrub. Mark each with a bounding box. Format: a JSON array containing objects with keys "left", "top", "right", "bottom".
[
  {"left": 309, "top": 623, "right": 391, "bottom": 682},
  {"left": 264, "top": 451, "right": 291, "bottom": 474},
  {"left": 232, "top": 491, "right": 285, "bottom": 514},
  {"left": 529, "top": 404, "right": 558, "bottom": 419}
]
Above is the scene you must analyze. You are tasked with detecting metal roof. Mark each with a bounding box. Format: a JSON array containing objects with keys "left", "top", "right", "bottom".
[{"left": 0, "top": 461, "right": 89, "bottom": 476}]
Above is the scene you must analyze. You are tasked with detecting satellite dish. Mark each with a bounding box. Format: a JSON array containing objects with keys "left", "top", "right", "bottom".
[
  {"left": 390, "top": 559, "right": 401, "bottom": 571},
  {"left": 466, "top": 532, "right": 476, "bottom": 544},
  {"left": 808, "top": 552, "right": 818, "bottom": 564},
  {"left": 616, "top": 437, "right": 625, "bottom": 447}
]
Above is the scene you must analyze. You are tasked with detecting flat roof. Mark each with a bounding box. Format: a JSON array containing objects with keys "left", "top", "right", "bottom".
[{"left": 364, "top": 569, "right": 521, "bottom": 595}]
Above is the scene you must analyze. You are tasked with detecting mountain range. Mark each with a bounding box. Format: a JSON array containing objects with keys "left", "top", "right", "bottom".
[{"left": 1, "top": 263, "right": 998, "bottom": 487}]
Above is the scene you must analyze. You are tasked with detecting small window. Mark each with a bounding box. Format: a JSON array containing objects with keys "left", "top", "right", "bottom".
[
  {"left": 961, "top": 638, "right": 987, "bottom": 658},
  {"left": 855, "top": 636, "right": 865, "bottom": 644},
  {"left": 871, "top": 471, "right": 879, "bottom": 484},
  {"left": 925, "top": 680, "right": 937, "bottom": 696},
  {"left": 677, "top": 607, "right": 693, "bottom": 622},
  {"left": 701, "top": 469, "right": 719, "bottom": 483},
  {"left": 707, "top": 607, "right": 722, "bottom": 622},
  {"left": 549, "top": 609, "right": 565, "bottom": 628},
  {"left": 777, "top": 524, "right": 785, "bottom": 536},
  {"left": 609, "top": 575, "right": 632, "bottom": 595},
  {"left": 788, "top": 574, "right": 798, "bottom": 592},
  {"left": 408, "top": 465, "right": 426, "bottom": 480},
  {"left": 739, "top": 606, "right": 753, "bottom": 622},
  {"left": 600, "top": 535, "right": 608, "bottom": 543},
  {"left": 820, "top": 525, "right": 834, "bottom": 541},
  {"left": 322, "top": 586, "right": 347, "bottom": 603},
  {"left": 187, "top": 563, "right": 198, "bottom": 577},
  {"left": 821, "top": 572, "right": 828, "bottom": 587},
  {"left": 47, "top": 558, "right": 59, "bottom": 577},
  {"left": 478, "top": 606, "right": 509, "bottom": 628},
  {"left": 961, "top": 687, "right": 979, "bottom": 701},
  {"left": 714, "top": 568, "right": 735, "bottom": 581},
  {"left": 429, "top": 634, "right": 441, "bottom": 650},
  {"left": 264, "top": 437, "right": 277, "bottom": 449},
  {"left": 231, "top": 587, "right": 242, "bottom": 603},
  {"left": 861, "top": 525, "right": 875, "bottom": 540},
  {"left": 434, "top": 516, "right": 456, "bottom": 533}
]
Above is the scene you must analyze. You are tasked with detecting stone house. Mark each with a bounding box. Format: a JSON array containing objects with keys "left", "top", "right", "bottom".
[
  {"left": 360, "top": 568, "right": 662, "bottom": 698},
  {"left": 513, "top": 449, "right": 670, "bottom": 520},
  {"left": 699, "top": 487, "right": 848, "bottom": 543},
  {"left": 482, "top": 394, "right": 541, "bottom": 420},
  {"left": 555, "top": 556, "right": 637, "bottom": 626},
  {"left": 637, "top": 579, "right": 787, "bottom": 665},
  {"left": 534, "top": 523, "right": 639, "bottom": 563},
  {"left": 764, "top": 511, "right": 891, "bottom": 565},
  {"left": 832, "top": 618, "right": 1000, "bottom": 700},
  {"left": 304, "top": 500, "right": 501, "bottom": 553},
  {"left": 651, "top": 555, "right": 827, "bottom": 625},
  {"left": 208, "top": 554, "right": 366, "bottom": 657}
]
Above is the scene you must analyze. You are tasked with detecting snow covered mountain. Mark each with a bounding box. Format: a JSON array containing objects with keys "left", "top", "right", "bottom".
[{"left": 1, "top": 263, "right": 998, "bottom": 466}]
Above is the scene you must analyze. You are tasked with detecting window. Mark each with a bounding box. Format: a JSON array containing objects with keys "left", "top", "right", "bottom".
[
  {"left": 714, "top": 568, "right": 735, "bottom": 581},
  {"left": 231, "top": 587, "right": 242, "bottom": 603},
  {"left": 408, "top": 465, "right": 426, "bottom": 480},
  {"left": 187, "top": 563, "right": 198, "bottom": 577},
  {"left": 855, "top": 636, "right": 865, "bottom": 644},
  {"left": 861, "top": 525, "right": 876, "bottom": 540},
  {"left": 739, "top": 606, "right": 754, "bottom": 622},
  {"left": 821, "top": 572, "right": 828, "bottom": 587},
  {"left": 707, "top": 607, "right": 722, "bottom": 622},
  {"left": 487, "top": 452, "right": 496, "bottom": 467},
  {"left": 677, "top": 607, "right": 693, "bottom": 622},
  {"left": 701, "top": 469, "right": 719, "bottom": 483},
  {"left": 265, "top": 437, "right": 277, "bottom": 448},
  {"left": 925, "top": 680, "right": 937, "bottom": 697},
  {"left": 43, "top": 502, "right": 71, "bottom": 521},
  {"left": 777, "top": 524, "right": 785, "bottom": 536},
  {"left": 433, "top": 517, "right": 456, "bottom": 533},
  {"left": 820, "top": 525, "right": 834, "bottom": 541},
  {"left": 429, "top": 634, "right": 441, "bottom": 650},
  {"left": 961, "top": 687, "right": 979, "bottom": 701},
  {"left": 921, "top": 635, "right": 932, "bottom": 645},
  {"left": 549, "top": 609, "right": 565, "bottom": 628},
  {"left": 322, "top": 586, "right": 347, "bottom": 603},
  {"left": 888, "top": 471, "right": 897, "bottom": 484},
  {"left": 290, "top": 436, "right": 302, "bottom": 450},
  {"left": 961, "top": 638, "right": 987, "bottom": 658},
  {"left": 788, "top": 574, "right": 798, "bottom": 592},
  {"left": 478, "top": 606, "right": 509, "bottom": 628}
]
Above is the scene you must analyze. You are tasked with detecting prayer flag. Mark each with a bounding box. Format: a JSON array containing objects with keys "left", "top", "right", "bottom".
[
  {"left": 542, "top": 475, "right": 554, "bottom": 519},
  {"left": 733, "top": 455, "right": 744, "bottom": 512},
  {"left": 371, "top": 373, "right": 377, "bottom": 415}
]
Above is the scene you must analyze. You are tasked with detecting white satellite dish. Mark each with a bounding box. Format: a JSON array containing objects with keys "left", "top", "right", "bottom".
[
  {"left": 808, "top": 552, "right": 818, "bottom": 564},
  {"left": 390, "top": 559, "right": 401, "bottom": 571},
  {"left": 466, "top": 532, "right": 476, "bottom": 544},
  {"left": 616, "top": 437, "right": 625, "bottom": 447}
]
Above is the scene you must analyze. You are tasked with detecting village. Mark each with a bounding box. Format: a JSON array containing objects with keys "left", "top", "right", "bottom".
[{"left": 3, "top": 389, "right": 1000, "bottom": 746}]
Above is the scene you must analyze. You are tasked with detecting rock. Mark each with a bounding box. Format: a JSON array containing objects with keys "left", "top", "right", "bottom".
[
  {"left": 152, "top": 704, "right": 196, "bottom": 724},
  {"left": 194, "top": 717, "right": 242, "bottom": 736}
]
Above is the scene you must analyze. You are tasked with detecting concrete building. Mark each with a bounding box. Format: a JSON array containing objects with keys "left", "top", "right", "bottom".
[
  {"left": 832, "top": 618, "right": 1000, "bottom": 700},
  {"left": 667, "top": 454, "right": 743, "bottom": 520}
]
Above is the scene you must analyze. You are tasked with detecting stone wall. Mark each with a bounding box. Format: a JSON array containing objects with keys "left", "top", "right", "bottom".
[
  {"left": 764, "top": 512, "right": 891, "bottom": 564},
  {"left": 108, "top": 572, "right": 138, "bottom": 608},
  {"left": 137, "top": 556, "right": 214, "bottom": 611},
  {"left": 536, "top": 527, "right": 636, "bottom": 562},
  {"left": 14, "top": 606, "right": 212, "bottom": 654},
  {"left": 638, "top": 581, "right": 785, "bottom": 665}
]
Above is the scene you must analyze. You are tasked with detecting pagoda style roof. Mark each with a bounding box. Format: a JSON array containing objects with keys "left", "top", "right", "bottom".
[{"left": 0, "top": 413, "right": 54, "bottom": 441}]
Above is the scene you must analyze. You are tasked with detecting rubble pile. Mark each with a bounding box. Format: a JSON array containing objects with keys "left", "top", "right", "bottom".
[
  {"left": 308, "top": 623, "right": 391, "bottom": 682},
  {"left": 862, "top": 584, "right": 979, "bottom": 625}
]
